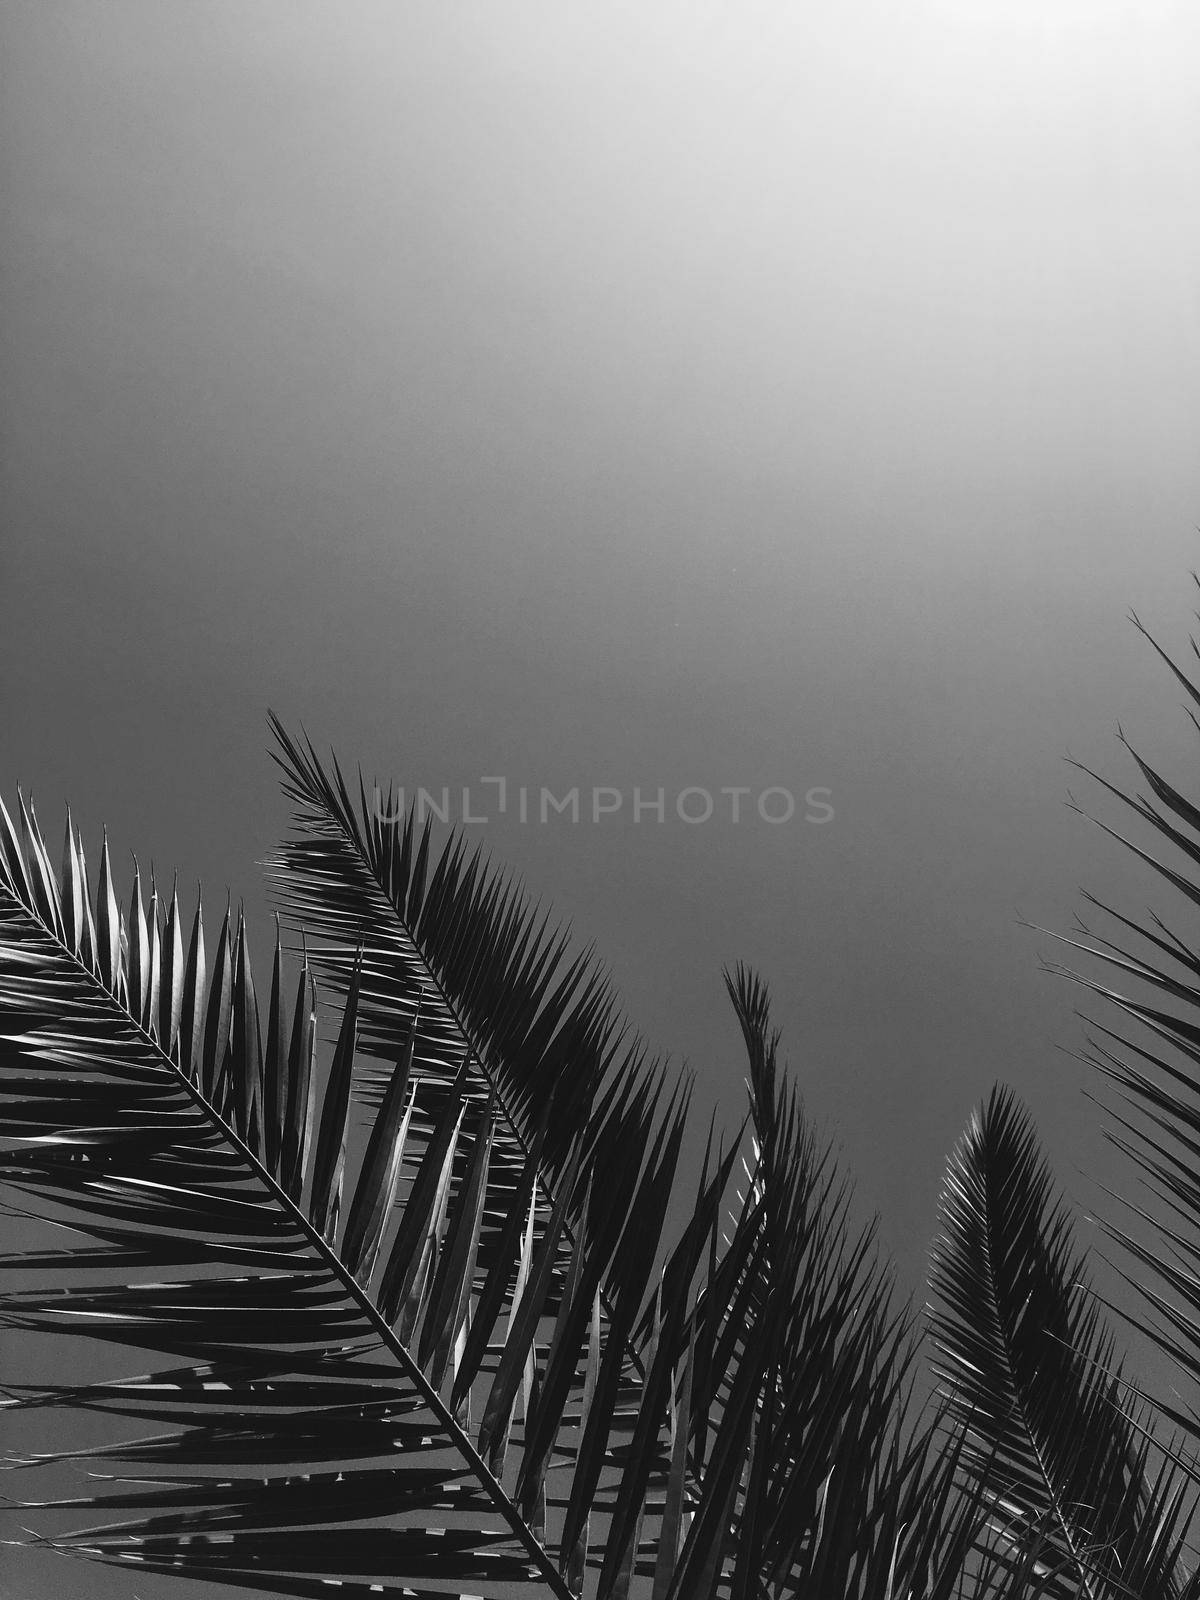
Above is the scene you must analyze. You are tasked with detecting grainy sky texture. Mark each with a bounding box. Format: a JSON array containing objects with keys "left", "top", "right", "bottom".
[{"left": 2, "top": 5, "right": 1199, "bottom": 1595}]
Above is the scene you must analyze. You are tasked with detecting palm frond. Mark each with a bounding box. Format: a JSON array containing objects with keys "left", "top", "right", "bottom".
[
  {"left": 658, "top": 964, "right": 998, "bottom": 1600},
  {"left": 928, "top": 1083, "right": 1193, "bottom": 1597},
  {"left": 0, "top": 798, "right": 584, "bottom": 1596},
  {"left": 262, "top": 717, "right": 718, "bottom": 1570},
  {"left": 1039, "top": 606, "right": 1200, "bottom": 1474},
  {"left": 0, "top": 782, "right": 761, "bottom": 1599},
  {"left": 264, "top": 715, "right": 685, "bottom": 1240}
]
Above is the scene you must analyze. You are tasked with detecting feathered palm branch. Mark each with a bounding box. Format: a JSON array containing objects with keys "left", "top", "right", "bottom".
[
  {"left": 1038, "top": 600, "right": 1200, "bottom": 1464},
  {"left": 929, "top": 1084, "right": 1195, "bottom": 1597}
]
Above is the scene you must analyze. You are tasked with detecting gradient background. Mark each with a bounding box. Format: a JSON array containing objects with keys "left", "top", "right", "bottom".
[{"left": 2, "top": 4, "right": 1199, "bottom": 1596}]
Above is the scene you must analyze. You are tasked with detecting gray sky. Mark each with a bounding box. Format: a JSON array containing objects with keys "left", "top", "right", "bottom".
[{"left": 2, "top": 4, "right": 1200, "bottom": 1595}]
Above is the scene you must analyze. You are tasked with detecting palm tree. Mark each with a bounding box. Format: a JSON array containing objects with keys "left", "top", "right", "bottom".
[{"left": 0, "top": 663, "right": 1196, "bottom": 1599}]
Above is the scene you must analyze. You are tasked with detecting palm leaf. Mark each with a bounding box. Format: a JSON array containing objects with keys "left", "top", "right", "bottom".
[
  {"left": 928, "top": 1083, "right": 1193, "bottom": 1596},
  {"left": 0, "top": 781, "right": 757, "bottom": 1598},
  {"left": 0, "top": 803, "right": 582, "bottom": 1596},
  {"left": 262, "top": 716, "right": 719, "bottom": 1569},
  {"left": 264, "top": 715, "right": 684, "bottom": 1246},
  {"left": 1033, "top": 601, "right": 1200, "bottom": 1474},
  {"left": 660, "top": 965, "right": 1001, "bottom": 1599}
]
